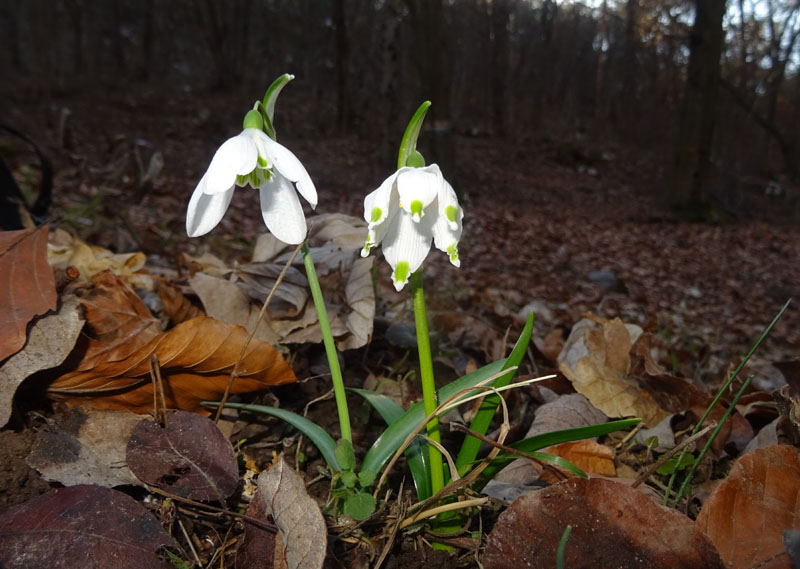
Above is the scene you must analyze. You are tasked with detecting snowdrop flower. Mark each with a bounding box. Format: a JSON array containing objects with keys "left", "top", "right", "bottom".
[
  {"left": 186, "top": 110, "right": 317, "bottom": 244},
  {"left": 361, "top": 164, "right": 463, "bottom": 291}
]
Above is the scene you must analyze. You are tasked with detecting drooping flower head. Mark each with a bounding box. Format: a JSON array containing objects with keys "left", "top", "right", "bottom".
[
  {"left": 186, "top": 77, "right": 316, "bottom": 245},
  {"left": 361, "top": 163, "right": 463, "bottom": 291}
]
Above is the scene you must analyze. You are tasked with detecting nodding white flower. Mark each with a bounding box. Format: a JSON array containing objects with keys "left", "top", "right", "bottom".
[
  {"left": 186, "top": 124, "right": 317, "bottom": 244},
  {"left": 361, "top": 164, "right": 463, "bottom": 291}
]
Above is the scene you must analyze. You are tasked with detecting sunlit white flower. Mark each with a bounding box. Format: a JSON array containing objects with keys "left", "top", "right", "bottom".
[
  {"left": 186, "top": 127, "right": 317, "bottom": 244},
  {"left": 361, "top": 164, "right": 463, "bottom": 291}
]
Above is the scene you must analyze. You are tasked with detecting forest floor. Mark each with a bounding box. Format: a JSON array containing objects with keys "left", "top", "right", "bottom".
[{"left": 1, "top": 83, "right": 799, "bottom": 568}]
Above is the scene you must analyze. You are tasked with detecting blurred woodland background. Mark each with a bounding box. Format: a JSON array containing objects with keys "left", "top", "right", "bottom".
[{"left": 0, "top": 0, "right": 799, "bottom": 221}]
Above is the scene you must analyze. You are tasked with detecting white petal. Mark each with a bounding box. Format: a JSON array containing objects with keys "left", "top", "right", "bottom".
[
  {"left": 363, "top": 172, "right": 398, "bottom": 229},
  {"left": 259, "top": 134, "right": 318, "bottom": 208},
  {"left": 396, "top": 165, "right": 442, "bottom": 222},
  {"left": 258, "top": 173, "right": 308, "bottom": 244},
  {"left": 361, "top": 206, "right": 399, "bottom": 257},
  {"left": 383, "top": 211, "right": 434, "bottom": 291},
  {"left": 186, "top": 176, "right": 234, "bottom": 236},
  {"left": 204, "top": 131, "right": 259, "bottom": 194},
  {"left": 430, "top": 176, "right": 463, "bottom": 266}
]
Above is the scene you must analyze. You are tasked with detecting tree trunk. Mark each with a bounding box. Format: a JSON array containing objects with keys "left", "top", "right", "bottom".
[
  {"left": 667, "top": 0, "right": 727, "bottom": 219},
  {"left": 334, "top": 0, "right": 351, "bottom": 133}
]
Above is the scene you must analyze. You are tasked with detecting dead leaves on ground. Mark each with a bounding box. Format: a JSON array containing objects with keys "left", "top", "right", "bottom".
[
  {"left": 48, "top": 315, "right": 298, "bottom": 414},
  {"left": 0, "top": 484, "right": 178, "bottom": 569},
  {"left": 484, "top": 477, "right": 725, "bottom": 569}
]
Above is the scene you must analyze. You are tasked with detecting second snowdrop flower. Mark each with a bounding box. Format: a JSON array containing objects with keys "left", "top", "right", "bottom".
[{"left": 361, "top": 163, "right": 463, "bottom": 291}]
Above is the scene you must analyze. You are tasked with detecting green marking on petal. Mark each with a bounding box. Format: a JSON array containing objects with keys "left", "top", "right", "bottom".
[
  {"left": 394, "top": 261, "right": 410, "bottom": 285},
  {"left": 410, "top": 200, "right": 423, "bottom": 218},
  {"left": 257, "top": 155, "right": 268, "bottom": 168},
  {"left": 370, "top": 207, "right": 383, "bottom": 223},
  {"left": 447, "top": 243, "right": 459, "bottom": 262},
  {"left": 445, "top": 205, "right": 458, "bottom": 223}
]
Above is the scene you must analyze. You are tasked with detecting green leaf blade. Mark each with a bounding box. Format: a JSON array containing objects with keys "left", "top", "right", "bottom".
[{"left": 204, "top": 402, "right": 341, "bottom": 471}]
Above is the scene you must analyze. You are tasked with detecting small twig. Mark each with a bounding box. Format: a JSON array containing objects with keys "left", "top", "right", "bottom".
[
  {"left": 373, "top": 482, "right": 406, "bottom": 569},
  {"left": 449, "top": 423, "right": 569, "bottom": 482},
  {"left": 177, "top": 517, "right": 202, "bottom": 566},
  {"left": 398, "top": 498, "right": 488, "bottom": 530},
  {"left": 631, "top": 422, "right": 716, "bottom": 489},
  {"left": 214, "top": 242, "right": 303, "bottom": 423},
  {"left": 148, "top": 354, "right": 168, "bottom": 427},
  {"left": 144, "top": 485, "right": 277, "bottom": 533}
]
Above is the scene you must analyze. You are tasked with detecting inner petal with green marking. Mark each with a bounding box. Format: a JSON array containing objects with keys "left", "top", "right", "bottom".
[{"left": 394, "top": 261, "right": 410, "bottom": 285}]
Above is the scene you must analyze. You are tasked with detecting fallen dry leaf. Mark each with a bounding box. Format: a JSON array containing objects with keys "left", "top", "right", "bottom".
[
  {"left": 0, "top": 484, "right": 177, "bottom": 569},
  {"left": 155, "top": 280, "right": 204, "bottom": 325},
  {"left": 200, "top": 213, "right": 375, "bottom": 351},
  {"left": 696, "top": 445, "right": 800, "bottom": 569},
  {"left": 545, "top": 440, "right": 616, "bottom": 476},
  {"left": 258, "top": 455, "right": 327, "bottom": 569},
  {"left": 0, "top": 226, "right": 57, "bottom": 362},
  {"left": 483, "top": 477, "right": 724, "bottom": 569},
  {"left": 559, "top": 316, "right": 669, "bottom": 427},
  {"left": 235, "top": 491, "right": 278, "bottom": 569},
  {"left": 47, "top": 315, "right": 298, "bottom": 414},
  {"left": 47, "top": 228, "right": 152, "bottom": 290},
  {"left": 0, "top": 295, "right": 84, "bottom": 427},
  {"left": 27, "top": 406, "right": 144, "bottom": 487},
  {"left": 127, "top": 411, "right": 239, "bottom": 501},
  {"left": 69, "top": 271, "right": 162, "bottom": 370}
]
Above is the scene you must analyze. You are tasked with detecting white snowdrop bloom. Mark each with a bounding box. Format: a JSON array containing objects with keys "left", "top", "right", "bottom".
[
  {"left": 186, "top": 125, "right": 317, "bottom": 244},
  {"left": 361, "top": 164, "right": 463, "bottom": 291}
]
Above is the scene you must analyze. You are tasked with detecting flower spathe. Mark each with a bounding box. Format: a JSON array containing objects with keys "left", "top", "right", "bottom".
[
  {"left": 186, "top": 127, "right": 317, "bottom": 244},
  {"left": 361, "top": 164, "right": 463, "bottom": 291}
]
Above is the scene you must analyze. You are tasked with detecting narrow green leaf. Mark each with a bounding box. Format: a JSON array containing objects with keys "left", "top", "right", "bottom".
[
  {"left": 479, "top": 418, "right": 641, "bottom": 480},
  {"left": 527, "top": 451, "right": 587, "bottom": 478},
  {"left": 455, "top": 312, "right": 535, "bottom": 476},
  {"left": 262, "top": 73, "right": 294, "bottom": 123},
  {"left": 349, "top": 388, "right": 432, "bottom": 500},
  {"left": 204, "top": 402, "right": 341, "bottom": 471},
  {"left": 397, "top": 101, "right": 431, "bottom": 170},
  {"left": 359, "top": 358, "right": 509, "bottom": 484}
]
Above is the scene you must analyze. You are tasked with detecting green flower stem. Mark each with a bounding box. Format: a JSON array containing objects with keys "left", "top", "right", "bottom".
[
  {"left": 410, "top": 269, "right": 445, "bottom": 495},
  {"left": 302, "top": 242, "right": 351, "bottom": 443}
]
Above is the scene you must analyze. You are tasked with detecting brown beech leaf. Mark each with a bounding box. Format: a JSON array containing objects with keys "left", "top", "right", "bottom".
[
  {"left": 0, "top": 484, "right": 177, "bottom": 569},
  {"left": 0, "top": 226, "right": 56, "bottom": 362},
  {"left": 696, "top": 445, "right": 800, "bottom": 569},
  {"left": 126, "top": 410, "right": 238, "bottom": 501},
  {"left": 235, "top": 491, "right": 278, "bottom": 569},
  {"left": 70, "top": 271, "right": 162, "bottom": 370},
  {"left": 545, "top": 440, "right": 616, "bottom": 476},
  {"left": 27, "top": 406, "right": 144, "bottom": 488},
  {"left": 483, "top": 477, "right": 724, "bottom": 569},
  {"left": 559, "top": 317, "right": 669, "bottom": 427},
  {"left": 0, "top": 295, "right": 84, "bottom": 427},
  {"left": 258, "top": 456, "right": 327, "bottom": 569},
  {"left": 155, "top": 280, "right": 204, "bottom": 325},
  {"left": 47, "top": 316, "right": 298, "bottom": 414}
]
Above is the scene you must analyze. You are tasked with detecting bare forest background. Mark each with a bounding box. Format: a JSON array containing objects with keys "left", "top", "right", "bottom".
[{"left": 1, "top": 0, "right": 799, "bottom": 220}]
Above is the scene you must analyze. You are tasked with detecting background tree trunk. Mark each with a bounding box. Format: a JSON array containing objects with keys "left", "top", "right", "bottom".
[{"left": 667, "top": 0, "right": 727, "bottom": 219}]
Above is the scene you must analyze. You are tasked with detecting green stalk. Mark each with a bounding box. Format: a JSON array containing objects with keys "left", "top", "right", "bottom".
[
  {"left": 302, "top": 242, "right": 351, "bottom": 443},
  {"left": 411, "top": 269, "right": 444, "bottom": 495}
]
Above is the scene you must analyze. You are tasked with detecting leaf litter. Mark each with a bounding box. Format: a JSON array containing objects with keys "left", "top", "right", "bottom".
[{"left": 1, "top": 91, "right": 800, "bottom": 568}]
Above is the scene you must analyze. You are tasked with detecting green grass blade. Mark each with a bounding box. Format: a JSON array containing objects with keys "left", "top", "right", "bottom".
[
  {"left": 359, "top": 358, "right": 509, "bottom": 483},
  {"left": 479, "top": 418, "right": 641, "bottom": 480},
  {"left": 349, "top": 388, "right": 432, "bottom": 499},
  {"left": 204, "top": 401, "right": 341, "bottom": 471},
  {"left": 455, "top": 312, "right": 535, "bottom": 476}
]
